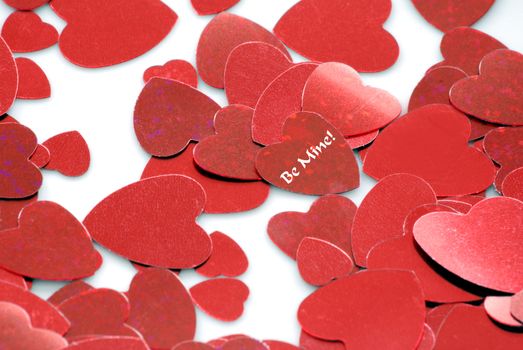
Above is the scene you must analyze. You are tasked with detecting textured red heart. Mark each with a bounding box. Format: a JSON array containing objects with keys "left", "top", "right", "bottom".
[
  {"left": 143, "top": 59, "right": 198, "bottom": 87},
  {"left": 48, "top": 281, "right": 93, "bottom": 306},
  {"left": 363, "top": 104, "right": 496, "bottom": 196},
  {"left": 84, "top": 175, "right": 211, "bottom": 268},
  {"left": 224, "top": 42, "right": 292, "bottom": 108},
  {"left": 255, "top": 112, "right": 359, "bottom": 195},
  {"left": 2, "top": 0, "right": 49, "bottom": 10},
  {"left": 274, "top": 0, "right": 398, "bottom": 72},
  {"left": 193, "top": 105, "right": 262, "bottom": 180},
  {"left": 50, "top": 0, "right": 177, "bottom": 67},
  {"left": 62, "top": 337, "right": 150, "bottom": 350},
  {"left": 0, "top": 201, "right": 101, "bottom": 281},
  {"left": 196, "top": 231, "right": 248, "bottom": 278},
  {"left": 1, "top": 11, "right": 58, "bottom": 53},
  {"left": 252, "top": 63, "right": 318, "bottom": 145},
  {"left": 503, "top": 167, "right": 523, "bottom": 201},
  {"left": 484, "top": 296, "right": 522, "bottom": 327},
  {"left": 197, "top": 13, "right": 289, "bottom": 88},
  {"left": 268, "top": 194, "right": 357, "bottom": 259},
  {"left": 142, "top": 143, "right": 270, "bottom": 214},
  {"left": 134, "top": 78, "right": 221, "bottom": 157},
  {"left": 298, "top": 270, "right": 425, "bottom": 349},
  {"left": 42, "top": 131, "right": 90, "bottom": 176},
  {"left": 191, "top": 0, "right": 239, "bottom": 15},
  {"left": 190, "top": 278, "right": 249, "bottom": 322},
  {"left": 15, "top": 57, "right": 50, "bottom": 100},
  {"left": 303, "top": 62, "right": 401, "bottom": 137},
  {"left": 0, "top": 302, "right": 67, "bottom": 350},
  {"left": 450, "top": 49, "right": 523, "bottom": 126},
  {"left": 0, "top": 37, "right": 17, "bottom": 115},
  {"left": 484, "top": 127, "right": 523, "bottom": 190},
  {"left": 414, "top": 197, "right": 523, "bottom": 293},
  {"left": 127, "top": 269, "right": 196, "bottom": 349},
  {"left": 0, "top": 194, "right": 36, "bottom": 231}
]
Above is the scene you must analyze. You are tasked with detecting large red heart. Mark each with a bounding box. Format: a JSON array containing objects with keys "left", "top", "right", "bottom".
[
  {"left": 255, "top": 112, "right": 359, "bottom": 195},
  {"left": 43, "top": 131, "right": 90, "bottom": 176},
  {"left": 0, "top": 38, "right": 17, "bottom": 115},
  {"left": 196, "top": 231, "right": 248, "bottom": 278},
  {"left": 50, "top": 0, "right": 177, "bottom": 68},
  {"left": 302, "top": 62, "right": 401, "bottom": 137},
  {"left": 363, "top": 104, "right": 496, "bottom": 196},
  {"left": 274, "top": 0, "right": 398, "bottom": 72},
  {"left": 83, "top": 175, "right": 212, "bottom": 269},
  {"left": 298, "top": 270, "right": 425, "bottom": 349},
  {"left": 15, "top": 57, "right": 51, "bottom": 100},
  {"left": 484, "top": 127, "right": 523, "bottom": 190},
  {"left": 414, "top": 197, "right": 523, "bottom": 293},
  {"left": 190, "top": 0, "right": 240, "bottom": 15},
  {"left": 1, "top": 11, "right": 58, "bottom": 52},
  {"left": 62, "top": 337, "right": 150, "bottom": 350}
]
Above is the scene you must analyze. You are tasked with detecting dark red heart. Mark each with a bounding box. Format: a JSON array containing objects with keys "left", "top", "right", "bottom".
[
  {"left": 15, "top": 57, "right": 50, "bottom": 100},
  {"left": 191, "top": 0, "right": 240, "bottom": 15},
  {"left": 43, "top": 131, "right": 90, "bottom": 176},
  {"left": 1, "top": 11, "right": 58, "bottom": 52},
  {"left": 0, "top": 38, "right": 18, "bottom": 115},
  {"left": 196, "top": 231, "right": 248, "bottom": 278},
  {"left": 143, "top": 59, "right": 198, "bottom": 87}
]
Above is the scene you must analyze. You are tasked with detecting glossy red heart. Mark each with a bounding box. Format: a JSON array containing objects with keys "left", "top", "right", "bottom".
[
  {"left": 512, "top": 290, "right": 523, "bottom": 323},
  {"left": 2, "top": 11, "right": 57, "bottom": 53},
  {"left": 484, "top": 127, "right": 523, "bottom": 190},
  {"left": 190, "top": 278, "right": 249, "bottom": 322},
  {"left": 351, "top": 173, "right": 436, "bottom": 267},
  {"left": 15, "top": 57, "right": 50, "bottom": 100},
  {"left": 484, "top": 296, "right": 522, "bottom": 327},
  {"left": 134, "top": 78, "right": 221, "bottom": 157},
  {"left": 503, "top": 167, "right": 523, "bottom": 201},
  {"left": 63, "top": 337, "right": 150, "bottom": 350},
  {"left": 143, "top": 59, "right": 198, "bottom": 87},
  {"left": 127, "top": 269, "right": 196, "bottom": 349},
  {"left": 0, "top": 37, "right": 18, "bottom": 115},
  {"left": 84, "top": 175, "right": 212, "bottom": 268},
  {"left": 196, "top": 231, "right": 248, "bottom": 278},
  {"left": 196, "top": 12, "right": 289, "bottom": 88},
  {"left": 2, "top": 0, "right": 48, "bottom": 10},
  {"left": 298, "top": 270, "right": 425, "bottom": 349},
  {"left": 255, "top": 112, "right": 359, "bottom": 195},
  {"left": 193, "top": 105, "right": 262, "bottom": 180},
  {"left": 268, "top": 194, "right": 357, "bottom": 259},
  {"left": 252, "top": 63, "right": 318, "bottom": 145},
  {"left": 0, "top": 201, "right": 101, "bottom": 281},
  {"left": 450, "top": 49, "right": 523, "bottom": 126},
  {"left": 0, "top": 194, "right": 37, "bottom": 231},
  {"left": 0, "top": 301, "right": 67, "bottom": 350},
  {"left": 224, "top": 42, "right": 292, "bottom": 108},
  {"left": 142, "top": 143, "right": 269, "bottom": 213},
  {"left": 414, "top": 197, "right": 523, "bottom": 293},
  {"left": 30, "top": 144, "right": 51, "bottom": 168},
  {"left": 42, "top": 131, "right": 90, "bottom": 176},
  {"left": 363, "top": 104, "right": 496, "bottom": 196},
  {"left": 48, "top": 281, "right": 93, "bottom": 306},
  {"left": 50, "top": 0, "right": 177, "bottom": 67},
  {"left": 274, "top": 0, "right": 398, "bottom": 72},
  {"left": 0, "top": 268, "right": 28, "bottom": 290},
  {"left": 191, "top": 0, "right": 239, "bottom": 15}
]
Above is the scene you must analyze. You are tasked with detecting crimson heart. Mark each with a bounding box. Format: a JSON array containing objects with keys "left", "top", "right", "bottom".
[
  {"left": 143, "top": 59, "right": 198, "bottom": 87},
  {"left": 191, "top": 0, "right": 240, "bottom": 15},
  {"left": 0, "top": 38, "right": 17, "bottom": 115},
  {"left": 1, "top": 11, "right": 58, "bottom": 52},
  {"left": 50, "top": 0, "right": 177, "bottom": 67},
  {"left": 62, "top": 337, "right": 150, "bottom": 350},
  {"left": 196, "top": 231, "right": 248, "bottom": 278},
  {"left": 43, "top": 131, "right": 90, "bottom": 177},
  {"left": 15, "top": 58, "right": 51, "bottom": 100}
]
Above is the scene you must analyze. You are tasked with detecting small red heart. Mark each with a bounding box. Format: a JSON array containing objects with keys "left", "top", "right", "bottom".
[
  {"left": 450, "top": 49, "right": 523, "bottom": 126},
  {"left": 484, "top": 296, "right": 522, "bottom": 327},
  {"left": 274, "top": 0, "right": 398, "bottom": 72},
  {"left": 193, "top": 105, "right": 262, "bottom": 180},
  {"left": 143, "top": 59, "right": 198, "bottom": 87},
  {"left": 298, "top": 270, "right": 425, "bottom": 350},
  {"left": 197, "top": 12, "right": 289, "bottom": 88},
  {"left": 300, "top": 331, "right": 345, "bottom": 350},
  {"left": 224, "top": 42, "right": 292, "bottom": 108},
  {"left": 302, "top": 62, "right": 401, "bottom": 137},
  {"left": 190, "top": 278, "right": 249, "bottom": 322},
  {"left": 62, "top": 337, "right": 150, "bottom": 350},
  {"left": 30, "top": 144, "right": 51, "bottom": 168},
  {"left": 191, "top": 0, "right": 240, "bottom": 15},
  {"left": 134, "top": 78, "right": 221, "bottom": 157},
  {"left": 127, "top": 269, "right": 196, "bottom": 349},
  {"left": 2, "top": 0, "right": 48, "bottom": 10},
  {"left": 0, "top": 268, "right": 28, "bottom": 290},
  {"left": 15, "top": 57, "right": 51, "bottom": 100},
  {"left": 1, "top": 11, "right": 58, "bottom": 53},
  {"left": 84, "top": 175, "right": 212, "bottom": 269},
  {"left": 48, "top": 281, "right": 93, "bottom": 306},
  {"left": 173, "top": 341, "right": 214, "bottom": 350},
  {"left": 484, "top": 127, "right": 523, "bottom": 190},
  {"left": 42, "top": 131, "right": 90, "bottom": 176},
  {"left": 263, "top": 340, "right": 300, "bottom": 350},
  {"left": 255, "top": 112, "right": 359, "bottom": 195},
  {"left": 0, "top": 194, "right": 36, "bottom": 231},
  {"left": 502, "top": 167, "right": 523, "bottom": 201},
  {"left": 363, "top": 104, "right": 496, "bottom": 196},
  {"left": 0, "top": 37, "right": 17, "bottom": 115},
  {"left": 50, "top": 0, "right": 177, "bottom": 68},
  {"left": 0, "top": 301, "right": 67, "bottom": 350},
  {"left": 268, "top": 194, "right": 357, "bottom": 259},
  {"left": 414, "top": 197, "right": 523, "bottom": 293},
  {"left": 142, "top": 143, "right": 270, "bottom": 214},
  {"left": 196, "top": 231, "right": 248, "bottom": 278},
  {"left": 512, "top": 290, "right": 523, "bottom": 323}
]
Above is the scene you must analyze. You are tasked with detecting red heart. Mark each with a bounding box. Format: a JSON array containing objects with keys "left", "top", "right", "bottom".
[
  {"left": 255, "top": 112, "right": 359, "bottom": 195},
  {"left": 48, "top": 281, "right": 93, "bottom": 306},
  {"left": 502, "top": 167, "right": 523, "bottom": 201},
  {"left": 143, "top": 59, "right": 198, "bottom": 87},
  {"left": 0, "top": 38, "right": 17, "bottom": 115},
  {"left": 274, "top": 0, "right": 398, "bottom": 72},
  {"left": 43, "top": 131, "right": 90, "bottom": 176},
  {"left": 50, "top": 0, "right": 177, "bottom": 68},
  {"left": 190, "top": 278, "right": 249, "bottom": 322},
  {"left": 196, "top": 231, "right": 248, "bottom": 278},
  {"left": 127, "top": 269, "right": 195, "bottom": 349},
  {"left": 484, "top": 296, "right": 522, "bottom": 327},
  {"left": 84, "top": 175, "right": 212, "bottom": 268},
  {"left": 134, "top": 78, "right": 221, "bottom": 157},
  {"left": 412, "top": 0, "right": 495, "bottom": 32},
  {"left": 0, "top": 301, "right": 67, "bottom": 350},
  {"left": 62, "top": 337, "right": 150, "bottom": 350},
  {"left": 193, "top": 105, "right": 262, "bottom": 180},
  {"left": 190, "top": 0, "right": 240, "bottom": 15},
  {"left": 2, "top": 0, "right": 48, "bottom": 10},
  {"left": 142, "top": 143, "right": 270, "bottom": 214},
  {"left": 197, "top": 13, "right": 289, "bottom": 88},
  {"left": 1, "top": 11, "right": 58, "bottom": 53},
  {"left": 450, "top": 49, "right": 523, "bottom": 126},
  {"left": 268, "top": 194, "right": 357, "bottom": 259},
  {"left": 224, "top": 42, "right": 292, "bottom": 108},
  {"left": 0, "top": 201, "right": 101, "bottom": 281},
  {"left": 15, "top": 57, "right": 50, "bottom": 100},
  {"left": 363, "top": 104, "right": 496, "bottom": 196},
  {"left": 302, "top": 62, "right": 401, "bottom": 137},
  {"left": 298, "top": 270, "right": 425, "bottom": 349},
  {"left": 484, "top": 127, "right": 523, "bottom": 190},
  {"left": 0, "top": 194, "right": 36, "bottom": 231},
  {"left": 414, "top": 197, "right": 523, "bottom": 293}
]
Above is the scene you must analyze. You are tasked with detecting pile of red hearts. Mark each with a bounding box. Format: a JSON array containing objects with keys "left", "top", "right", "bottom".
[{"left": 1, "top": 0, "right": 523, "bottom": 349}]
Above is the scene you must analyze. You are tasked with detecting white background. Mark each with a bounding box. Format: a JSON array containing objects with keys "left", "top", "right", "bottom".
[{"left": 2, "top": 0, "right": 523, "bottom": 345}]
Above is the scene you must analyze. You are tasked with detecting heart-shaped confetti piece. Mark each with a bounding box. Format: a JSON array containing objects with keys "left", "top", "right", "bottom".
[
  {"left": 1, "top": 11, "right": 58, "bottom": 53},
  {"left": 191, "top": 0, "right": 240, "bottom": 15},
  {"left": 2, "top": 0, "right": 48, "bottom": 10},
  {"left": 15, "top": 57, "right": 50, "bottom": 100},
  {"left": 143, "top": 59, "right": 198, "bottom": 87},
  {"left": 503, "top": 167, "right": 523, "bottom": 201},
  {"left": 42, "top": 131, "right": 90, "bottom": 176},
  {"left": 484, "top": 127, "right": 523, "bottom": 190},
  {"left": 0, "top": 38, "right": 18, "bottom": 115},
  {"left": 196, "top": 231, "right": 248, "bottom": 278},
  {"left": 48, "top": 281, "right": 93, "bottom": 306},
  {"left": 484, "top": 296, "right": 522, "bottom": 327},
  {"left": 63, "top": 337, "right": 150, "bottom": 350}
]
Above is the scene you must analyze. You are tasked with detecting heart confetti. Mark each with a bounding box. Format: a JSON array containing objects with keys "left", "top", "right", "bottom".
[
  {"left": 15, "top": 57, "right": 51, "bottom": 100},
  {"left": 143, "top": 59, "right": 198, "bottom": 87},
  {"left": 42, "top": 131, "right": 90, "bottom": 176},
  {"left": 62, "top": 337, "right": 150, "bottom": 350},
  {"left": 0, "top": 37, "right": 18, "bottom": 115},
  {"left": 484, "top": 296, "right": 522, "bottom": 327},
  {"left": 196, "top": 231, "right": 248, "bottom": 278},
  {"left": 502, "top": 167, "right": 523, "bottom": 201},
  {"left": 484, "top": 127, "right": 523, "bottom": 190},
  {"left": 1, "top": 11, "right": 58, "bottom": 53}
]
